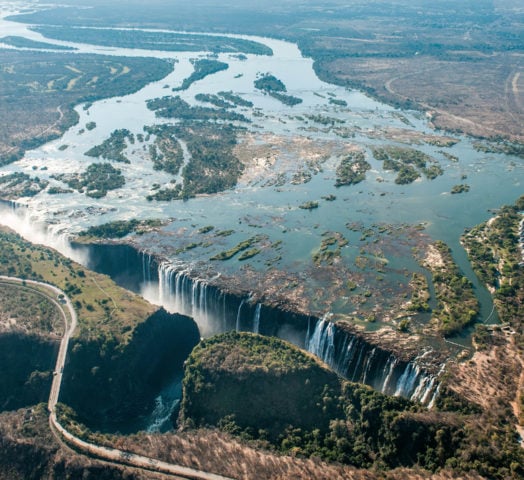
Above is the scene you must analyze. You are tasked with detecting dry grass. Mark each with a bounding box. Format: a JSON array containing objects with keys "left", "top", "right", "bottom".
[
  {"left": 323, "top": 54, "right": 524, "bottom": 142},
  {"left": 112, "top": 428, "right": 486, "bottom": 480},
  {"left": 448, "top": 333, "right": 522, "bottom": 414},
  {"left": 0, "top": 407, "right": 486, "bottom": 479}
]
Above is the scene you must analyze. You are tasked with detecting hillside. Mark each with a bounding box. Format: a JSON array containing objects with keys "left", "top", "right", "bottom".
[{"left": 178, "top": 332, "right": 524, "bottom": 476}]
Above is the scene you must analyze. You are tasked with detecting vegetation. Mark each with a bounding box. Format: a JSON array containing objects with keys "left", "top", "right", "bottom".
[
  {"left": 218, "top": 91, "right": 253, "bottom": 107},
  {"left": 423, "top": 241, "right": 479, "bottom": 336},
  {"left": 78, "top": 219, "right": 165, "bottom": 239},
  {"left": 421, "top": 164, "right": 444, "bottom": 180},
  {"left": 0, "top": 226, "right": 155, "bottom": 343},
  {"left": 0, "top": 50, "right": 172, "bottom": 166},
  {"left": 146, "top": 95, "right": 249, "bottom": 123},
  {"left": 0, "top": 35, "right": 75, "bottom": 50},
  {"left": 174, "top": 59, "right": 229, "bottom": 91},
  {"left": 441, "top": 151, "right": 459, "bottom": 162},
  {"left": 0, "top": 279, "right": 64, "bottom": 412},
  {"left": 372, "top": 145, "right": 442, "bottom": 184},
  {"left": 146, "top": 185, "right": 183, "bottom": 202},
  {"left": 11, "top": 0, "right": 523, "bottom": 141},
  {"left": 179, "top": 331, "right": 524, "bottom": 476},
  {"left": 145, "top": 123, "right": 244, "bottom": 200},
  {"left": 407, "top": 273, "right": 431, "bottom": 313},
  {"left": 0, "top": 226, "right": 203, "bottom": 433},
  {"left": 0, "top": 332, "right": 56, "bottom": 411},
  {"left": 473, "top": 140, "right": 524, "bottom": 160},
  {"left": 254, "top": 73, "right": 302, "bottom": 106},
  {"left": 267, "top": 92, "right": 303, "bottom": 106},
  {"left": 198, "top": 225, "right": 214, "bottom": 234},
  {"left": 85, "top": 121, "right": 96, "bottom": 131},
  {"left": 299, "top": 201, "right": 319, "bottom": 210},
  {"left": 210, "top": 236, "right": 263, "bottom": 261},
  {"left": 238, "top": 248, "right": 261, "bottom": 261},
  {"left": 0, "top": 283, "right": 63, "bottom": 335},
  {"left": 0, "top": 172, "right": 48, "bottom": 199},
  {"left": 322, "top": 194, "right": 337, "bottom": 201},
  {"left": 329, "top": 97, "right": 347, "bottom": 107},
  {"left": 85, "top": 128, "right": 134, "bottom": 163},
  {"left": 47, "top": 186, "right": 73, "bottom": 195},
  {"left": 143, "top": 124, "right": 184, "bottom": 175},
  {"left": 52, "top": 162, "right": 125, "bottom": 198},
  {"left": 335, "top": 151, "right": 371, "bottom": 186},
  {"left": 254, "top": 74, "right": 286, "bottom": 93},
  {"left": 32, "top": 26, "right": 273, "bottom": 55},
  {"left": 305, "top": 114, "right": 345, "bottom": 126},
  {"left": 462, "top": 195, "right": 524, "bottom": 330},
  {"left": 195, "top": 93, "right": 235, "bottom": 109},
  {"left": 312, "top": 232, "right": 347, "bottom": 266},
  {"left": 451, "top": 184, "right": 470, "bottom": 194}
]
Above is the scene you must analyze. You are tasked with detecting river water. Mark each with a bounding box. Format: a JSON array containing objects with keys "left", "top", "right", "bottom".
[{"left": 1, "top": 4, "right": 522, "bottom": 340}]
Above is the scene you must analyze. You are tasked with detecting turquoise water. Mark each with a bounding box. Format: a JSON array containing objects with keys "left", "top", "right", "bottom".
[{"left": 0, "top": 2, "right": 522, "bottom": 332}]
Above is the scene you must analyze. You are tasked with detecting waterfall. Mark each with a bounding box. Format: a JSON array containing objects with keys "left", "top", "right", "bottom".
[
  {"left": 80, "top": 241, "right": 444, "bottom": 406},
  {"left": 236, "top": 299, "right": 245, "bottom": 331},
  {"left": 394, "top": 363, "right": 420, "bottom": 398},
  {"left": 174, "top": 270, "right": 190, "bottom": 314},
  {"left": 158, "top": 262, "right": 177, "bottom": 306},
  {"left": 380, "top": 356, "right": 398, "bottom": 395},
  {"left": 305, "top": 317, "right": 440, "bottom": 405},
  {"left": 306, "top": 316, "right": 336, "bottom": 366},
  {"left": 141, "top": 251, "right": 154, "bottom": 284},
  {"left": 0, "top": 203, "right": 88, "bottom": 265},
  {"left": 222, "top": 292, "right": 227, "bottom": 332},
  {"left": 362, "top": 348, "right": 377, "bottom": 385},
  {"left": 150, "top": 262, "right": 230, "bottom": 337},
  {"left": 253, "top": 303, "right": 262, "bottom": 334}
]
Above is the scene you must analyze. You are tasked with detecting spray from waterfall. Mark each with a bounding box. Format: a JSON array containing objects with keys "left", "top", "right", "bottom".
[{"left": 0, "top": 202, "right": 89, "bottom": 266}]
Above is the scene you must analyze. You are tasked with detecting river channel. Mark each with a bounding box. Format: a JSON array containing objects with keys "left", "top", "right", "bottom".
[{"left": 1, "top": 4, "right": 522, "bottom": 349}]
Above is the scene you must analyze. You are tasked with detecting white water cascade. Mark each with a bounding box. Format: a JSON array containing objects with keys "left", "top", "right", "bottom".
[
  {"left": 236, "top": 299, "right": 245, "bottom": 331},
  {"left": 253, "top": 303, "right": 262, "bottom": 334},
  {"left": 154, "top": 261, "right": 229, "bottom": 337},
  {"left": 306, "top": 317, "right": 441, "bottom": 405},
  {"left": 142, "top": 255, "right": 443, "bottom": 405}
]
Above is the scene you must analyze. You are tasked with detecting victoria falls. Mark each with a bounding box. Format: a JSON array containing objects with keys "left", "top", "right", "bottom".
[{"left": 0, "top": 1, "right": 523, "bottom": 479}]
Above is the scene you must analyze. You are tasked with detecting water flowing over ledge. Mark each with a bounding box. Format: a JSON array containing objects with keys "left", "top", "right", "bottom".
[
  {"left": 146, "top": 253, "right": 442, "bottom": 406},
  {"left": 0, "top": 201, "right": 442, "bottom": 406}
]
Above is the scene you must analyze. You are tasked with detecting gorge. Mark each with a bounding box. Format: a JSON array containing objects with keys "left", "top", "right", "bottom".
[{"left": 0, "top": 1, "right": 523, "bottom": 478}]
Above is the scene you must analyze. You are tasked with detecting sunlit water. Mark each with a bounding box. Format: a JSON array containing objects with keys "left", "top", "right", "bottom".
[
  {"left": 1, "top": 2, "right": 522, "bottom": 325},
  {"left": 1, "top": 0, "right": 522, "bottom": 431}
]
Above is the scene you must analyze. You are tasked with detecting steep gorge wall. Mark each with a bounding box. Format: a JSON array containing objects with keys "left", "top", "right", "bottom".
[
  {"left": 75, "top": 241, "right": 441, "bottom": 405},
  {"left": 59, "top": 309, "right": 199, "bottom": 430},
  {"left": 0, "top": 332, "right": 58, "bottom": 412}
]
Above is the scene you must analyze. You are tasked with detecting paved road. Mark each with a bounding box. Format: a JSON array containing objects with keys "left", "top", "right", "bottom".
[
  {"left": 0, "top": 275, "right": 76, "bottom": 414},
  {"left": 0, "top": 276, "right": 232, "bottom": 480}
]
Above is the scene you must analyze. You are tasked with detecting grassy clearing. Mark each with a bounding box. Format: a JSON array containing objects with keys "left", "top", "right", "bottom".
[{"left": 0, "top": 226, "right": 155, "bottom": 344}]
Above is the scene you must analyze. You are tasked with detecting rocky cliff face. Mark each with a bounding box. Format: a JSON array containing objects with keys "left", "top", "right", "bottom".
[
  {"left": 60, "top": 308, "right": 200, "bottom": 430},
  {"left": 0, "top": 332, "right": 58, "bottom": 411}
]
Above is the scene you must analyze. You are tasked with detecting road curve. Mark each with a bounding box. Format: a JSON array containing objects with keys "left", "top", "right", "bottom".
[{"left": 0, "top": 275, "right": 232, "bottom": 480}]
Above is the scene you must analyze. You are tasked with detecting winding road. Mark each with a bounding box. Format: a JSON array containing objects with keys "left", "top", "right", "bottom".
[{"left": 0, "top": 275, "right": 232, "bottom": 480}]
